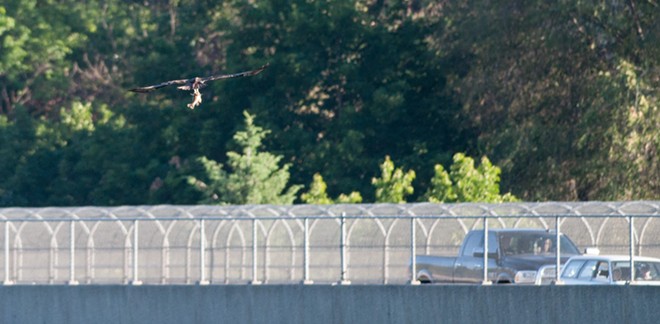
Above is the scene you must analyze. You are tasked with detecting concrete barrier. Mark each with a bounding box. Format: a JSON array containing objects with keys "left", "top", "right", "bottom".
[{"left": 1, "top": 285, "right": 659, "bottom": 323}]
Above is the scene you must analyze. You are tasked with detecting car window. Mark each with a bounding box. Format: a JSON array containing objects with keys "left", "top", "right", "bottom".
[
  {"left": 500, "top": 234, "right": 544, "bottom": 255},
  {"left": 461, "top": 232, "right": 481, "bottom": 257},
  {"left": 610, "top": 263, "right": 629, "bottom": 281},
  {"left": 635, "top": 262, "right": 660, "bottom": 281},
  {"left": 498, "top": 234, "right": 514, "bottom": 256},
  {"left": 649, "top": 262, "right": 660, "bottom": 279},
  {"left": 577, "top": 260, "right": 598, "bottom": 279},
  {"left": 562, "top": 260, "right": 586, "bottom": 279},
  {"left": 486, "top": 233, "right": 498, "bottom": 253},
  {"left": 558, "top": 235, "right": 581, "bottom": 255},
  {"left": 594, "top": 262, "right": 610, "bottom": 280},
  {"left": 496, "top": 232, "right": 580, "bottom": 256}
]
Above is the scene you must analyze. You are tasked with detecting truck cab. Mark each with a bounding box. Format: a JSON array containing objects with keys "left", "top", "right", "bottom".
[{"left": 415, "top": 229, "right": 582, "bottom": 284}]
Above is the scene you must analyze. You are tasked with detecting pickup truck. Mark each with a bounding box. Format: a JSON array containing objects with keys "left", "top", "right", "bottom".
[{"left": 414, "top": 228, "right": 582, "bottom": 284}]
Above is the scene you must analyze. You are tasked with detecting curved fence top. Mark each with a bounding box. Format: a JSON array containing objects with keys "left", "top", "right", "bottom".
[
  {"left": 1, "top": 201, "right": 660, "bottom": 285},
  {"left": 0, "top": 201, "right": 659, "bottom": 220}
]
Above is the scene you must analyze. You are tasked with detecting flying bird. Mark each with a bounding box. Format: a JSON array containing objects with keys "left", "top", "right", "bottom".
[{"left": 128, "top": 64, "right": 269, "bottom": 109}]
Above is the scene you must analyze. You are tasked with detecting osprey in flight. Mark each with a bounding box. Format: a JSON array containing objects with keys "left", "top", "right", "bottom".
[{"left": 128, "top": 64, "right": 269, "bottom": 109}]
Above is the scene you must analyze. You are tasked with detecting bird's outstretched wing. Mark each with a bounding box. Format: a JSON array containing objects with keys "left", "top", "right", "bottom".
[
  {"left": 201, "top": 63, "right": 269, "bottom": 83},
  {"left": 128, "top": 78, "right": 190, "bottom": 93},
  {"left": 128, "top": 63, "right": 268, "bottom": 93}
]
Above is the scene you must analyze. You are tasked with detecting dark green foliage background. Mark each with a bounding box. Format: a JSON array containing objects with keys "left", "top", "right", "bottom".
[{"left": 0, "top": 0, "right": 657, "bottom": 206}]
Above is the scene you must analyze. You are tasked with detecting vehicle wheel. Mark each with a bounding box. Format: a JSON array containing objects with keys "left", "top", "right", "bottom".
[{"left": 417, "top": 276, "right": 432, "bottom": 284}]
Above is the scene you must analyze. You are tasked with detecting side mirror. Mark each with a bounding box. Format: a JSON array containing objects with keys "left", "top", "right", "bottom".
[{"left": 473, "top": 247, "right": 498, "bottom": 259}]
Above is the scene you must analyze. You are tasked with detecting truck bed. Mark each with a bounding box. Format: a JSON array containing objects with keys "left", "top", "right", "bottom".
[{"left": 415, "top": 255, "right": 458, "bottom": 283}]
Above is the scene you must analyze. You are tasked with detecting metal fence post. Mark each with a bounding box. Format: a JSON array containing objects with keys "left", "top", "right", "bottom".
[
  {"left": 302, "top": 217, "right": 313, "bottom": 284},
  {"left": 250, "top": 219, "right": 262, "bottom": 284},
  {"left": 555, "top": 216, "right": 562, "bottom": 284},
  {"left": 68, "top": 221, "right": 78, "bottom": 285},
  {"left": 410, "top": 217, "right": 420, "bottom": 285},
  {"left": 3, "top": 222, "right": 13, "bottom": 285},
  {"left": 482, "top": 217, "right": 492, "bottom": 285},
  {"left": 338, "top": 212, "right": 350, "bottom": 285},
  {"left": 1, "top": 207, "right": 658, "bottom": 285},
  {"left": 199, "top": 219, "right": 209, "bottom": 285},
  {"left": 630, "top": 216, "right": 635, "bottom": 282},
  {"left": 130, "top": 220, "right": 142, "bottom": 285}
]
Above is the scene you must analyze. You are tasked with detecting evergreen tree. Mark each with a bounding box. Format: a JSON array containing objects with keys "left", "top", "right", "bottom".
[
  {"left": 1, "top": 0, "right": 657, "bottom": 205},
  {"left": 188, "top": 111, "right": 301, "bottom": 205}
]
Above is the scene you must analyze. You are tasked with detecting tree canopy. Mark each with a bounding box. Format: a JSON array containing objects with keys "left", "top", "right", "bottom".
[{"left": 0, "top": 0, "right": 657, "bottom": 206}]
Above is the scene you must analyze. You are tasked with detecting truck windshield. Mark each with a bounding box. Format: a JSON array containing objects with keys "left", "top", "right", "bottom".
[{"left": 498, "top": 232, "right": 580, "bottom": 256}]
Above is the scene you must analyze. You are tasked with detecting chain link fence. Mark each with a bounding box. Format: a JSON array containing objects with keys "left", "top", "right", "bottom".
[{"left": 1, "top": 202, "right": 659, "bottom": 284}]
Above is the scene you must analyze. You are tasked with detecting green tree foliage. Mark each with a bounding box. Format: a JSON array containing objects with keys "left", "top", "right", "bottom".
[
  {"left": 425, "top": 153, "right": 518, "bottom": 203},
  {"left": 0, "top": 1, "right": 92, "bottom": 115},
  {"left": 587, "top": 61, "right": 659, "bottom": 199},
  {"left": 216, "top": 0, "right": 464, "bottom": 201},
  {"left": 0, "top": 0, "right": 657, "bottom": 206},
  {"left": 372, "top": 156, "right": 415, "bottom": 203},
  {"left": 440, "top": 0, "right": 659, "bottom": 200},
  {"left": 301, "top": 173, "right": 362, "bottom": 204},
  {"left": 336, "top": 192, "right": 363, "bottom": 204},
  {"left": 301, "top": 173, "right": 333, "bottom": 205},
  {"left": 0, "top": 102, "right": 159, "bottom": 206},
  {"left": 186, "top": 111, "right": 302, "bottom": 205}
]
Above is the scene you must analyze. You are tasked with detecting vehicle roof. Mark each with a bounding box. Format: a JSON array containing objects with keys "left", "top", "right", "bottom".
[
  {"left": 470, "top": 228, "right": 558, "bottom": 234},
  {"left": 566, "top": 255, "right": 660, "bottom": 263}
]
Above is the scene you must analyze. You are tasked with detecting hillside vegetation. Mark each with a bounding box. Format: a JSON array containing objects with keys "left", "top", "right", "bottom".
[{"left": 0, "top": 0, "right": 658, "bottom": 206}]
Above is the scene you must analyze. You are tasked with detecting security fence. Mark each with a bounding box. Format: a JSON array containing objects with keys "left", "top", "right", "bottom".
[{"left": 1, "top": 202, "right": 659, "bottom": 285}]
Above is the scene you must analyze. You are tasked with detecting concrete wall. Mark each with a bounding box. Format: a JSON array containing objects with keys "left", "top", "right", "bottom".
[{"left": 1, "top": 285, "right": 659, "bottom": 324}]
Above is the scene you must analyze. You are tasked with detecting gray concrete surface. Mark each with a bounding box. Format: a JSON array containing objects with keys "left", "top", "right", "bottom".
[{"left": 1, "top": 285, "right": 659, "bottom": 324}]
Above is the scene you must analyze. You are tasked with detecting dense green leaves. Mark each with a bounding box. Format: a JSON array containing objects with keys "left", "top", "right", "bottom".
[
  {"left": 0, "top": 0, "right": 657, "bottom": 206},
  {"left": 182, "top": 111, "right": 301, "bottom": 204},
  {"left": 372, "top": 156, "right": 416, "bottom": 203},
  {"left": 425, "top": 153, "right": 518, "bottom": 203},
  {"left": 301, "top": 173, "right": 362, "bottom": 204},
  {"left": 442, "top": 0, "right": 659, "bottom": 200}
]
